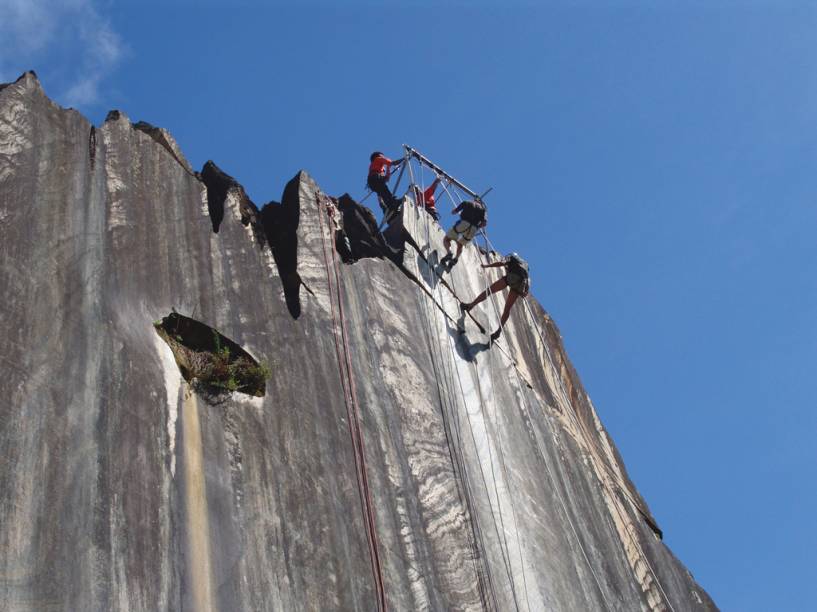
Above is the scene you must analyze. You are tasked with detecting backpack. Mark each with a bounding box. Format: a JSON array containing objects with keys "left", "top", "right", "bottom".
[
  {"left": 507, "top": 253, "right": 529, "bottom": 279},
  {"left": 459, "top": 199, "right": 486, "bottom": 225},
  {"left": 506, "top": 253, "right": 530, "bottom": 295}
]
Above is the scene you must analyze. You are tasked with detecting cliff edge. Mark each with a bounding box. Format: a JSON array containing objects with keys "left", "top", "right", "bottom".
[{"left": 0, "top": 72, "right": 716, "bottom": 611}]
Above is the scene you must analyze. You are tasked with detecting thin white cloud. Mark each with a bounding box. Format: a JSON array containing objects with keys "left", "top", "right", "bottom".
[
  {"left": 0, "top": 0, "right": 124, "bottom": 107},
  {"left": 0, "top": 0, "right": 56, "bottom": 59},
  {"left": 63, "top": 8, "right": 124, "bottom": 106}
]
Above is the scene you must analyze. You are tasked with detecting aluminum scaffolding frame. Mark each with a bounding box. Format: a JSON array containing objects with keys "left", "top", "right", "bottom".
[{"left": 402, "top": 144, "right": 493, "bottom": 202}]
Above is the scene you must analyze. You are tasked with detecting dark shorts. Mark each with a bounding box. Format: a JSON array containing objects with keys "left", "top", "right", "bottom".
[{"left": 506, "top": 272, "right": 529, "bottom": 296}]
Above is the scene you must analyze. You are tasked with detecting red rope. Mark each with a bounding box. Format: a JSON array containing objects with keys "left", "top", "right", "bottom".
[{"left": 316, "top": 195, "right": 388, "bottom": 612}]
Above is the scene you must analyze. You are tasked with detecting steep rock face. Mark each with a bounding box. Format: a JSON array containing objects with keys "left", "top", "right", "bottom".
[{"left": 0, "top": 72, "right": 716, "bottom": 611}]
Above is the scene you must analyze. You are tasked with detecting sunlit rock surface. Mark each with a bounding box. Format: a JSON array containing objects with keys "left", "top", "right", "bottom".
[{"left": 0, "top": 72, "right": 717, "bottom": 611}]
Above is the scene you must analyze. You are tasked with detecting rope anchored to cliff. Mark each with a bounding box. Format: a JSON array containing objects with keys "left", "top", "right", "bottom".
[
  {"left": 407, "top": 158, "right": 532, "bottom": 611},
  {"left": 383, "top": 145, "right": 675, "bottom": 611},
  {"left": 316, "top": 193, "right": 388, "bottom": 612}
]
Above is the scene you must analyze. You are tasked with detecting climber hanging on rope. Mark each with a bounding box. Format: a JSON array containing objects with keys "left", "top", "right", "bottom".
[
  {"left": 441, "top": 198, "right": 487, "bottom": 269},
  {"left": 461, "top": 252, "right": 530, "bottom": 342},
  {"left": 367, "top": 151, "right": 404, "bottom": 220},
  {"left": 412, "top": 176, "right": 441, "bottom": 221}
]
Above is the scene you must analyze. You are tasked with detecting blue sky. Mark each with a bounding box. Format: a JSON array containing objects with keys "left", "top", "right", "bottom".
[{"left": 3, "top": 1, "right": 815, "bottom": 609}]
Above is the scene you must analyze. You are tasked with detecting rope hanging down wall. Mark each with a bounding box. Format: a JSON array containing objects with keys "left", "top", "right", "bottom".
[
  {"left": 316, "top": 194, "right": 388, "bottom": 612},
  {"left": 404, "top": 143, "right": 667, "bottom": 533},
  {"left": 331, "top": 143, "right": 676, "bottom": 611},
  {"left": 402, "top": 147, "right": 675, "bottom": 612},
  {"left": 409, "top": 159, "right": 520, "bottom": 611},
  {"left": 408, "top": 159, "right": 529, "bottom": 611}
]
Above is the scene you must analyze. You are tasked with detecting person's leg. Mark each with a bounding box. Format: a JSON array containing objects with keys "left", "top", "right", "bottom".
[
  {"left": 367, "top": 175, "right": 384, "bottom": 210},
  {"left": 368, "top": 175, "right": 394, "bottom": 210},
  {"left": 454, "top": 222, "right": 477, "bottom": 259},
  {"left": 446, "top": 220, "right": 467, "bottom": 255},
  {"left": 463, "top": 277, "right": 507, "bottom": 310},
  {"left": 490, "top": 290, "right": 520, "bottom": 341},
  {"left": 445, "top": 221, "right": 463, "bottom": 254},
  {"left": 499, "top": 290, "right": 520, "bottom": 327},
  {"left": 384, "top": 177, "right": 401, "bottom": 210},
  {"left": 388, "top": 191, "right": 401, "bottom": 211}
]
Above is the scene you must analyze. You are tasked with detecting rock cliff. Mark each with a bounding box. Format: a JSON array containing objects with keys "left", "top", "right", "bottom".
[{"left": 0, "top": 72, "right": 717, "bottom": 611}]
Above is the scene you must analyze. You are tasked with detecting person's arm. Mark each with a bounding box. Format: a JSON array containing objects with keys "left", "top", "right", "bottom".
[
  {"left": 481, "top": 261, "right": 507, "bottom": 269},
  {"left": 423, "top": 180, "right": 439, "bottom": 201},
  {"left": 451, "top": 202, "right": 463, "bottom": 215},
  {"left": 385, "top": 156, "right": 404, "bottom": 179}
]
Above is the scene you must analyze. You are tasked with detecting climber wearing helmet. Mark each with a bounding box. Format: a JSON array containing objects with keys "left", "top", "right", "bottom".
[
  {"left": 461, "top": 253, "right": 530, "bottom": 342},
  {"left": 367, "top": 151, "right": 404, "bottom": 217}
]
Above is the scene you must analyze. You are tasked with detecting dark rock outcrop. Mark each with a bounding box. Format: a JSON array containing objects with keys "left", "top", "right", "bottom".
[
  {"left": 199, "top": 160, "right": 264, "bottom": 245},
  {"left": 259, "top": 175, "right": 303, "bottom": 319},
  {"left": 0, "top": 72, "right": 717, "bottom": 612},
  {"left": 336, "top": 192, "right": 388, "bottom": 259}
]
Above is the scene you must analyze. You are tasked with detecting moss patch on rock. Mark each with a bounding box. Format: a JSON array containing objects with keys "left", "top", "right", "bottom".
[{"left": 154, "top": 312, "right": 269, "bottom": 397}]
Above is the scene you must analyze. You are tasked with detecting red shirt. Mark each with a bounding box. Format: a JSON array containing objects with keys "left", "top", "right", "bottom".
[
  {"left": 368, "top": 155, "right": 393, "bottom": 178},
  {"left": 423, "top": 184, "right": 437, "bottom": 208}
]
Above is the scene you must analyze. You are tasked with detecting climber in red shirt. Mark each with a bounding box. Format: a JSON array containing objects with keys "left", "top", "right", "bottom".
[
  {"left": 367, "top": 151, "right": 404, "bottom": 215},
  {"left": 412, "top": 177, "right": 441, "bottom": 221}
]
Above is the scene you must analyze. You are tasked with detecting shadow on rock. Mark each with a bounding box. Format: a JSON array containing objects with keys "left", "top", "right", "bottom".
[
  {"left": 200, "top": 160, "right": 266, "bottom": 246},
  {"left": 448, "top": 316, "right": 489, "bottom": 362},
  {"left": 260, "top": 173, "right": 302, "bottom": 319},
  {"left": 416, "top": 249, "right": 443, "bottom": 292},
  {"left": 336, "top": 193, "right": 387, "bottom": 260}
]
